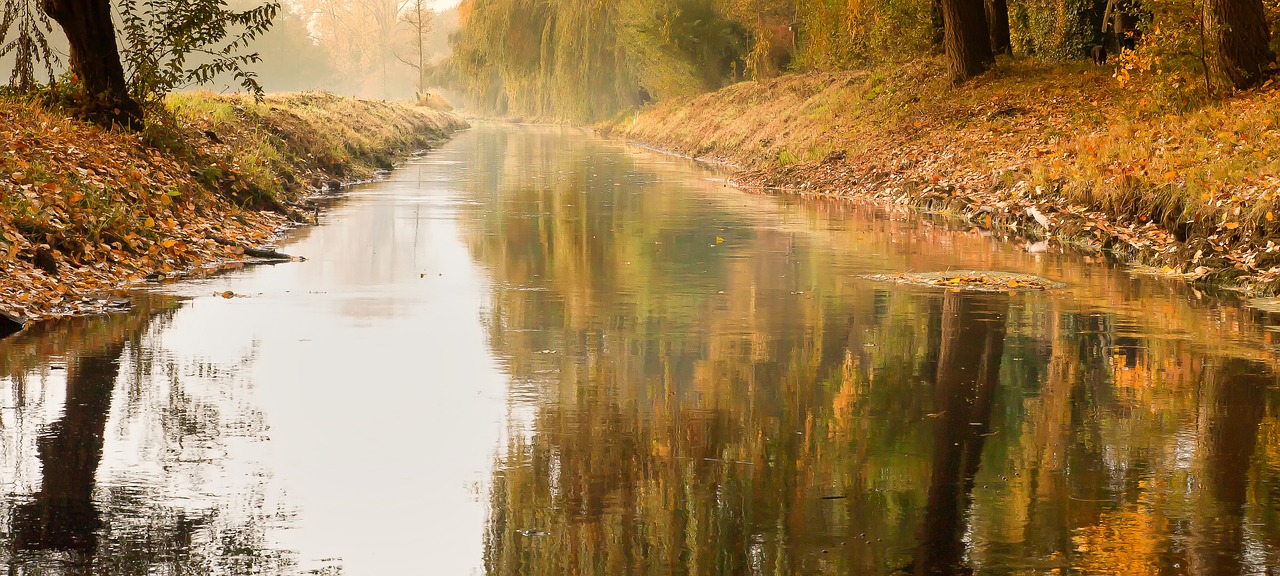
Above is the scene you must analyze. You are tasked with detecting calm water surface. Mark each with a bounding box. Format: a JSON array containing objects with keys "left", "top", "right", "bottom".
[{"left": 3, "top": 124, "right": 1280, "bottom": 575}]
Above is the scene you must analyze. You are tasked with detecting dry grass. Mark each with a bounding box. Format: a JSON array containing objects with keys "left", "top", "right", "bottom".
[
  {"left": 603, "top": 56, "right": 1280, "bottom": 290},
  {"left": 167, "top": 91, "right": 467, "bottom": 207}
]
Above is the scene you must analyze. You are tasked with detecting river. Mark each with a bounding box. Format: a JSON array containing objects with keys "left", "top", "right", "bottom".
[{"left": 1, "top": 124, "right": 1279, "bottom": 575}]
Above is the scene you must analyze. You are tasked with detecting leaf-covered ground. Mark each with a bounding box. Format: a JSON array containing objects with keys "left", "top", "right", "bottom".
[
  {"left": 602, "top": 58, "right": 1280, "bottom": 293},
  {"left": 0, "top": 93, "right": 464, "bottom": 323}
]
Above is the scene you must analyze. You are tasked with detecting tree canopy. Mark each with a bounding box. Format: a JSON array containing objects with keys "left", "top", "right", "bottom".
[{"left": 441, "top": 0, "right": 1278, "bottom": 120}]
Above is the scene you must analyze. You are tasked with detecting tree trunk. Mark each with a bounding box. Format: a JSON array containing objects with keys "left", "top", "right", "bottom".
[
  {"left": 941, "top": 0, "right": 995, "bottom": 83},
  {"left": 39, "top": 0, "right": 143, "bottom": 127},
  {"left": 985, "top": 0, "right": 1011, "bottom": 55},
  {"left": 1206, "top": 0, "right": 1275, "bottom": 89},
  {"left": 930, "top": 0, "right": 945, "bottom": 54}
]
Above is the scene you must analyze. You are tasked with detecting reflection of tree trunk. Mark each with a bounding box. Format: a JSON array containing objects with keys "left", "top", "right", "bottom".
[
  {"left": 1191, "top": 358, "right": 1269, "bottom": 576},
  {"left": 13, "top": 344, "right": 123, "bottom": 561},
  {"left": 914, "top": 292, "right": 1008, "bottom": 575},
  {"left": 922, "top": 297, "right": 944, "bottom": 379}
]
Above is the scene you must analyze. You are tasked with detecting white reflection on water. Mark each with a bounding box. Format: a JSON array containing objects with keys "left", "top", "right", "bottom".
[
  {"left": 0, "top": 136, "right": 514, "bottom": 575},
  {"left": 141, "top": 144, "right": 512, "bottom": 574}
]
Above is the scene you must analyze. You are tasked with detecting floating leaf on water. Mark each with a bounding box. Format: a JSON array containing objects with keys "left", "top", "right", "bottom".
[{"left": 861, "top": 270, "right": 1063, "bottom": 292}]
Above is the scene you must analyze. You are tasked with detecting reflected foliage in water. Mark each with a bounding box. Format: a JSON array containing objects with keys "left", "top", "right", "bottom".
[
  {"left": 3, "top": 126, "right": 1280, "bottom": 575},
  {"left": 463, "top": 127, "right": 1280, "bottom": 575},
  {"left": 0, "top": 299, "right": 289, "bottom": 575}
]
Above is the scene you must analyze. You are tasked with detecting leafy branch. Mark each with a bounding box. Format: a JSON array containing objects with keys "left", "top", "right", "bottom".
[
  {"left": 0, "top": 0, "right": 59, "bottom": 90},
  {"left": 117, "top": 0, "right": 279, "bottom": 106}
]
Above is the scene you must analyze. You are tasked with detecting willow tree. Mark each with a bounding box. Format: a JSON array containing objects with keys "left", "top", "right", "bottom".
[
  {"left": 1, "top": 0, "right": 58, "bottom": 90},
  {"left": 1206, "top": 0, "right": 1274, "bottom": 89}
]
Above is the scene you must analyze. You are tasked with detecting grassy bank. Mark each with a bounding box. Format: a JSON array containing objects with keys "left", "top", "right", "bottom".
[
  {"left": 0, "top": 92, "right": 465, "bottom": 324},
  {"left": 601, "top": 58, "right": 1280, "bottom": 292}
]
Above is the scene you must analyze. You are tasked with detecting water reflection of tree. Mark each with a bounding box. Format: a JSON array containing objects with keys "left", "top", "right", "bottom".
[
  {"left": 912, "top": 292, "right": 1007, "bottom": 575},
  {"left": 0, "top": 301, "right": 286, "bottom": 575},
  {"left": 1191, "top": 359, "right": 1269, "bottom": 575},
  {"left": 13, "top": 344, "right": 123, "bottom": 569},
  {"left": 464, "top": 127, "right": 1280, "bottom": 574}
]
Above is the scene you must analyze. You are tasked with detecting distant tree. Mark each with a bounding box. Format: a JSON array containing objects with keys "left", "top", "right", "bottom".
[
  {"left": 40, "top": 0, "right": 143, "bottom": 126},
  {"left": 986, "top": 0, "right": 1012, "bottom": 54},
  {"left": 941, "top": 0, "right": 995, "bottom": 82},
  {"left": 1205, "top": 0, "right": 1275, "bottom": 89},
  {"left": 298, "top": 0, "right": 412, "bottom": 97},
  {"left": 395, "top": 0, "right": 433, "bottom": 96}
]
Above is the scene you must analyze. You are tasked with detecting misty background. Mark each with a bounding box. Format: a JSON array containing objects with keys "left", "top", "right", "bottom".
[{"left": 1, "top": 0, "right": 462, "bottom": 101}]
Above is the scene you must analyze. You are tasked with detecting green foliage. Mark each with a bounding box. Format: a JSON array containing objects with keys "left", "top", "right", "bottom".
[
  {"left": 117, "top": 0, "right": 279, "bottom": 106},
  {"left": 619, "top": 0, "right": 748, "bottom": 99},
  {"left": 446, "top": 0, "right": 1276, "bottom": 118},
  {"left": 447, "top": 0, "right": 750, "bottom": 120},
  {"left": 792, "top": 0, "right": 933, "bottom": 69},
  {"left": 1008, "top": 0, "right": 1099, "bottom": 61}
]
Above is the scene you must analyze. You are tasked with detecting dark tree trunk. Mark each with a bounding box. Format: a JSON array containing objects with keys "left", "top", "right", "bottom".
[
  {"left": 985, "top": 0, "right": 1012, "bottom": 55},
  {"left": 941, "top": 0, "right": 995, "bottom": 83},
  {"left": 39, "top": 0, "right": 143, "bottom": 127},
  {"left": 1206, "top": 0, "right": 1275, "bottom": 89},
  {"left": 930, "top": 0, "right": 945, "bottom": 54}
]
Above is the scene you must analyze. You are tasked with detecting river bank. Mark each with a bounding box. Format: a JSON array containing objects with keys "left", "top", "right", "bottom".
[
  {"left": 0, "top": 92, "right": 465, "bottom": 329},
  {"left": 600, "top": 58, "right": 1280, "bottom": 293}
]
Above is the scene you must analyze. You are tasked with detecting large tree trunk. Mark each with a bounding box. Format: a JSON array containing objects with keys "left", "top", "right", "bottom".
[
  {"left": 40, "top": 0, "right": 143, "bottom": 127},
  {"left": 941, "top": 0, "right": 995, "bottom": 83},
  {"left": 1206, "top": 0, "right": 1275, "bottom": 89},
  {"left": 985, "top": 0, "right": 1012, "bottom": 55}
]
